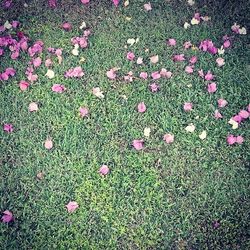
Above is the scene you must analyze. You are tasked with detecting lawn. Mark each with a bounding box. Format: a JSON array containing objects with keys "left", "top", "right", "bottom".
[{"left": 0, "top": 0, "right": 249, "bottom": 249}]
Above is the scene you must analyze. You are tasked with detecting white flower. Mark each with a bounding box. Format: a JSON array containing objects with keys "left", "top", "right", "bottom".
[
  {"left": 185, "top": 123, "right": 196, "bottom": 132},
  {"left": 124, "top": 0, "right": 129, "bottom": 7},
  {"left": 199, "top": 130, "right": 207, "bottom": 140},
  {"left": 228, "top": 119, "right": 238, "bottom": 129},
  {"left": 184, "top": 22, "right": 190, "bottom": 29},
  {"left": 191, "top": 18, "right": 199, "bottom": 25},
  {"left": 144, "top": 127, "right": 151, "bottom": 137},
  {"left": 127, "top": 38, "right": 136, "bottom": 46},
  {"left": 239, "top": 27, "right": 247, "bottom": 35},
  {"left": 79, "top": 21, "right": 86, "bottom": 29},
  {"left": 92, "top": 87, "right": 104, "bottom": 99},
  {"left": 45, "top": 69, "right": 55, "bottom": 79},
  {"left": 4, "top": 21, "right": 12, "bottom": 30},
  {"left": 187, "top": 0, "right": 195, "bottom": 6}
]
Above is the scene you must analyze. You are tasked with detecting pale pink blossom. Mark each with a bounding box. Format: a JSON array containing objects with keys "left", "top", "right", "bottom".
[
  {"left": 214, "top": 110, "right": 223, "bottom": 119},
  {"left": 207, "top": 82, "right": 217, "bottom": 93},
  {"left": 137, "top": 102, "right": 146, "bottom": 113},
  {"left": 139, "top": 72, "right": 148, "bottom": 80},
  {"left": 227, "top": 135, "right": 236, "bottom": 145},
  {"left": 79, "top": 107, "right": 89, "bottom": 117},
  {"left": 19, "top": 80, "right": 29, "bottom": 91},
  {"left": 66, "top": 201, "right": 79, "bottom": 213},
  {"left": 218, "top": 98, "right": 228, "bottom": 108},
  {"left": 160, "top": 68, "right": 172, "bottom": 78},
  {"left": 185, "top": 65, "right": 194, "bottom": 74},
  {"left": 62, "top": 22, "right": 72, "bottom": 31},
  {"left": 144, "top": 2, "right": 152, "bottom": 11},
  {"left": 1, "top": 210, "right": 14, "bottom": 223},
  {"left": 127, "top": 51, "right": 135, "bottom": 61},
  {"left": 29, "top": 102, "right": 38, "bottom": 112},
  {"left": 132, "top": 139, "right": 144, "bottom": 150},
  {"left": 189, "top": 56, "right": 197, "bottom": 64},
  {"left": 183, "top": 102, "right": 193, "bottom": 111},
  {"left": 239, "top": 110, "right": 249, "bottom": 119},
  {"left": 3, "top": 124, "right": 13, "bottom": 133},
  {"left": 51, "top": 84, "right": 66, "bottom": 93},
  {"left": 44, "top": 139, "right": 53, "bottom": 150},
  {"left": 149, "top": 82, "right": 160, "bottom": 92},
  {"left": 99, "top": 165, "right": 110, "bottom": 176},
  {"left": 163, "top": 134, "right": 174, "bottom": 144},
  {"left": 106, "top": 68, "right": 117, "bottom": 80},
  {"left": 173, "top": 54, "right": 185, "bottom": 62},
  {"left": 216, "top": 57, "right": 225, "bottom": 67},
  {"left": 236, "top": 136, "right": 244, "bottom": 144},
  {"left": 151, "top": 71, "right": 161, "bottom": 80},
  {"left": 167, "top": 38, "right": 176, "bottom": 46}
]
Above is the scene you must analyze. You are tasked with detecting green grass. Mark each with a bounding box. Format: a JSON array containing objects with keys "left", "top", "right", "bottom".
[{"left": 0, "top": 0, "right": 250, "bottom": 249}]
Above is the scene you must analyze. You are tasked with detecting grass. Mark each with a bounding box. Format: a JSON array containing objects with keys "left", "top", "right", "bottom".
[{"left": 0, "top": 0, "right": 250, "bottom": 249}]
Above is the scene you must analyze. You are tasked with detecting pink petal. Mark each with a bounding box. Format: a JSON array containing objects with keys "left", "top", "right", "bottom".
[
  {"left": 160, "top": 68, "right": 172, "bottom": 78},
  {"left": 44, "top": 139, "right": 53, "bottom": 150},
  {"left": 139, "top": 72, "right": 148, "bottom": 80},
  {"left": 29, "top": 102, "right": 38, "bottom": 112},
  {"left": 167, "top": 38, "right": 176, "bottom": 46},
  {"left": 163, "top": 134, "right": 174, "bottom": 144},
  {"left": 173, "top": 54, "right": 185, "bottom": 62},
  {"left": 207, "top": 82, "right": 217, "bottom": 93},
  {"left": 112, "top": 0, "right": 119, "bottom": 7},
  {"left": 218, "top": 98, "right": 228, "bottom": 108},
  {"left": 150, "top": 55, "right": 159, "bottom": 64},
  {"left": 185, "top": 65, "right": 194, "bottom": 74},
  {"left": 1, "top": 210, "right": 14, "bottom": 223},
  {"left": 151, "top": 71, "right": 161, "bottom": 80},
  {"left": 106, "top": 69, "right": 116, "bottom": 80},
  {"left": 216, "top": 57, "right": 225, "bottom": 67},
  {"left": 79, "top": 107, "right": 89, "bottom": 117},
  {"left": 227, "top": 135, "right": 236, "bottom": 145},
  {"left": 137, "top": 102, "right": 146, "bottom": 113},
  {"left": 183, "top": 102, "right": 193, "bottom": 111},
  {"left": 149, "top": 82, "right": 160, "bottom": 92},
  {"left": 132, "top": 139, "right": 144, "bottom": 150},
  {"left": 51, "top": 84, "right": 66, "bottom": 93},
  {"left": 223, "top": 40, "right": 231, "bottom": 48},
  {"left": 144, "top": 2, "right": 152, "bottom": 11},
  {"left": 19, "top": 80, "right": 29, "bottom": 91},
  {"left": 204, "top": 71, "right": 214, "bottom": 81},
  {"left": 189, "top": 56, "right": 198, "bottom": 64},
  {"left": 33, "top": 57, "right": 42, "bottom": 68},
  {"left": 3, "top": 123, "right": 13, "bottom": 133},
  {"left": 66, "top": 201, "right": 79, "bottom": 213},
  {"left": 232, "top": 115, "right": 242, "bottom": 123},
  {"left": 236, "top": 136, "right": 244, "bottom": 144},
  {"left": 99, "top": 165, "right": 110, "bottom": 176},
  {"left": 214, "top": 110, "right": 223, "bottom": 119},
  {"left": 62, "top": 22, "right": 72, "bottom": 31},
  {"left": 126, "top": 51, "right": 135, "bottom": 61},
  {"left": 238, "top": 110, "right": 249, "bottom": 119}
]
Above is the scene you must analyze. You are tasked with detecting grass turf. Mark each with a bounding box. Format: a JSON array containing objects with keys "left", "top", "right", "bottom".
[{"left": 0, "top": 0, "right": 250, "bottom": 249}]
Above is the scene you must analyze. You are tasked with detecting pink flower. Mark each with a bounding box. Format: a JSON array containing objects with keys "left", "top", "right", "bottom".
[
  {"left": 106, "top": 68, "right": 116, "bottom": 80},
  {"left": 65, "top": 67, "right": 84, "bottom": 78},
  {"left": 231, "top": 23, "right": 240, "bottom": 33},
  {"left": 239, "top": 110, "right": 249, "bottom": 119},
  {"left": 214, "top": 110, "right": 223, "bottom": 119},
  {"left": 160, "top": 68, "right": 172, "bottom": 78},
  {"left": 45, "top": 58, "right": 53, "bottom": 67},
  {"left": 62, "top": 22, "right": 72, "bottom": 31},
  {"left": 218, "top": 98, "right": 228, "bottom": 108},
  {"left": 139, "top": 72, "right": 148, "bottom": 80},
  {"left": 5, "top": 67, "right": 16, "bottom": 76},
  {"left": 3, "top": 0, "right": 13, "bottom": 8},
  {"left": 185, "top": 65, "right": 194, "bottom": 74},
  {"left": 204, "top": 71, "right": 214, "bottom": 81},
  {"left": 232, "top": 115, "right": 242, "bottom": 123},
  {"left": 19, "top": 80, "right": 29, "bottom": 91},
  {"left": 163, "top": 133, "right": 174, "bottom": 144},
  {"left": 149, "top": 82, "right": 160, "bottom": 92},
  {"left": 151, "top": 71, "right": 161, "bottom": 80},
  {"left": 144, "top": 2, "right": 152, "bottom": 11},
  {"left": 167, "top": 38, "right": 176, "bottom": 46},
  {"left": 112, "top": 0, "right": 119, "bottom": 7},
  {"left": 51, "top": 84, "right": 66, "bottom": 93},
  {"left": 223, "top": 40, "right": 231, "bottom": 48},
  {"left": 79, "top": 107, "right": 89, "bottom": 117},
  {"left": 207, "top": 82, "right": 217, "bottom": 93},
  {"left": 227, "top": 135, "right": 236, "bottom": 145},
  {"left": 0, "top": 73, "right": 9, "bottom": 81},
  {"left": 150, "top": 55, "right": 159, "bottom": 64},
  {"left": 173, "top": 54, "right": 185, "bottom": 62},
  {"left": 183, "top": 102, "right": 193, "bottom": 112},
  {"left": 198, "top": 69, "right": 204, "bottom": 78},
  {"left": 236, "top": 136, "right": 244, "bottom": 144},
  {"left": 137, "top": 102, "right": 146, "bottom": 113},
  {"left": 33, "top": 57, "right": 42, "bottom": 68},
  {"left": 132, "top": 139, "right": 144, "bottom": 150},
  {"left": 11, "top": 21, "right": 19, "bottom": 28},
  {"left": 99, "top": 165, "right": 109, "bottom": 176},
  {"left": 66, "top": 201, "right": 79, "bottom": 213},
  {"left": 29, "top": 102, "right": 38, "bottom": 112},
  {"left": 127, "top": 51, "right": 135, "bottom": 61},
  {"left": 48, "top": 0, "right": 57, "bottom": 8},
  {"left": 216, "top": 57, "right": 225, "bottom": 67},
  {"left": 3, "top": 124, "right": 13, "bottom": 133},
  {"left": 189, "top": 56, "right": 197, "bottom": 64},
  {"left": 183, "top": 41, "right": 192, "bottom": 49},
  {"left": 1, "top": 210, "right": 14, "bottom": 223},
  {"left": 44, "top": 139, "right": 53, "bottom": 149}
]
